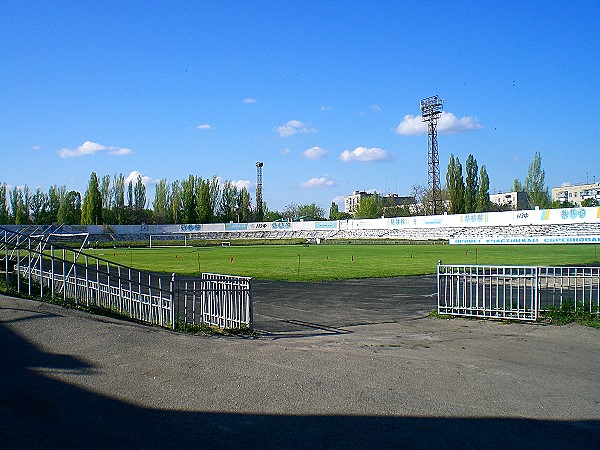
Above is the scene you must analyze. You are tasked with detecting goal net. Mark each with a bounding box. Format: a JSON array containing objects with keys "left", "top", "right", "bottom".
[{"left": 149, "top": 234, "right": 189, "bottom": 248}]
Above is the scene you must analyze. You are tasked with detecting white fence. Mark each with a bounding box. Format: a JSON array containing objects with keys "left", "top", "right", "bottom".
[
  {"left": 438, "top": 264, "right": 600, "bottom": 321},
  {"left": 175, "top": 273, "right": 253, "bottom": 329},
  {"left": 1, "top": 228, "right": 253, "bottom": 330}
]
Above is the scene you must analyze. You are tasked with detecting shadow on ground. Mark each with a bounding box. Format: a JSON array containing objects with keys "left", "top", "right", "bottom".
[{"left": 1, "top": 315, "right": 597, "bottom": 449}]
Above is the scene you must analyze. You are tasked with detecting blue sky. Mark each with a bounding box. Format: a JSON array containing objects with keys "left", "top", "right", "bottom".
[{"left": 1, "top": 1, "right": 599, "bottom": 212}]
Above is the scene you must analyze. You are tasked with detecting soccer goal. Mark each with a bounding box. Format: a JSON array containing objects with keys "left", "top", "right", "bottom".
[{"left": 149, "top": 234, "right": 189, "bottom": 248}]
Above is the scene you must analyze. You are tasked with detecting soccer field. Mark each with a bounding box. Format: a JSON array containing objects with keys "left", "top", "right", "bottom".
[{"left": 87, "top": 243, "right": 600, "bottom": 282}]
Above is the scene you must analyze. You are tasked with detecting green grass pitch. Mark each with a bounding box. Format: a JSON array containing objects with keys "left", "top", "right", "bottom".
[{"left": 86, "top": 243, "right": 600, "bottom": 282}]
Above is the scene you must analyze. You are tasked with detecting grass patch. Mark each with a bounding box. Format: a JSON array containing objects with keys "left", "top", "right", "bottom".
[
  {"left": 541, "top": 301, "right": 600, "bottom": 328},
  {"left": 175, "top": 321, "right": 256, "bottom": 336},
  {"left": 429, "top": 309, "right": 453, "bottom": 319},
  {"left": 83, "top": 243, "right": 600, "bottom": 282}
]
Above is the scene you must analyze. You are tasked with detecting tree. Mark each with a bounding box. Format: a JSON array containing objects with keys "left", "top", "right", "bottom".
[
  {"left": 30, "top": 188, "right": 48, "bottom": 224},
  {"left": 513, "top": 179, "right": 524, "bottom": 192},
  {"left": 354, "top": 196, "right": 382, "bottom": 219},
  {"left": 100, "top": 174, "right": 112, "bottom": 223},
  {"left": 133, "top": 175, "right": 147, "bottom": 210},
  {"left": 581, "top": 198, "right": 600, "bottom": 207},
  {"left": 464, "top": 154, "right": 478, "bottom": 213},
  {"left": 328, "top": 201, "right": 353, "bottom": 220},
  {"left": 207, "top": 176, "right": 221, "bottom": 222},
  {"left": 127, "top": 180, "right": 134, "bottom": 209},
  {"left": 181, "top": 175, "right": 199, "bottom": 223},
  {"left": 329, "top": 202, "right": 340, "bottom": 220},
  {"left": 551, "top": 199, "right": 575, "bottom": 209},
  {"left": 57, "top": 191, "right": 81, "bottom": 224},
  {"left": 9, "top": 186, "right": 28, "bottom": 224},
  {"left": 218, "top": 181, "right": 238, "bottom": 222},
  {"left": 263, "top": 210, "right": 283, "bottom": 221},
  {"left": 524, "top": 151, "right": 550, "bottom": 208},
  {"left": 197, "top": 178, "right": 213, "bottom": 223},
  {"left": 237, "top": 187, "right": 252, "bottom": 222},
  {"left": 153, "top": 178, "right": 172, "bottom": 224},
  {"left": 0, "top": 183, "right": 8, "bottom": 224},
  {"left": 446, "top": 154, "right": 465, "bottom": 214},
  {"left": 44, "top": 185, "right": 65, "bottom": 224},
  {"left": 112, "top": 174, "right": 126, "bottom": 224},
  {"left": 297, "top": 203, "right": 325, "bottom": 220},
  {"left": 476, "top": 165, "right": 491, "bottom": 212},
  {"left": 170, "top": 180, "right": 183, "bottom": 224},
  {"left": 81, "top": 172, "right": 103, "bottom": 225},
  {"left": 282, "top": 203, "right": 299, "bottom": 221}
]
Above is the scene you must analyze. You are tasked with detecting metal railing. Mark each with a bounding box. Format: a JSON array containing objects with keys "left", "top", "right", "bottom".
[
  {"left": 175, "top": 273, "right": 253, "bottom": 329},
  {"left": 1, "top": 228, "right": 253, "bottom": 330},
  {"left": 438, "top": 264, "right": 600, "bottom": 321}
]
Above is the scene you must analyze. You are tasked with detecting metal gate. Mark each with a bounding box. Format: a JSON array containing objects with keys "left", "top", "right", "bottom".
[
  {"left": 438, "top": 264, "right": 600, "bottom": 321},
  {"left": 174, "top": 273, "right": 253, "bottom": 330}
]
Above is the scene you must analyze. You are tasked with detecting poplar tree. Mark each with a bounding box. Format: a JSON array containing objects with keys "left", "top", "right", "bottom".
[
  {"left": 181, "top": 175, "right": 199, "bottom": 223},
  {"left": 525, "top": 151, "right": 550, "bottom": 208},
  {"left": 133, "top": 175, "right": 147, "bottom": 210},
  {"left": 464, "top": 154, "right": 478, "bottom": 213},
  {"left": 218, "top": 181, "right": 238, "bottom": 222},
  {"left": 58, "top": 191, "right": 81, "bottom": 224},
  {"left": 476, "top": 165, "right": 491, "bottom": 212},
  {"left": 0, "top": 183, "right": 8, "bottom": 224},
  {"left": 81, "top": 172, "right": 103, "bottom": 225},
  {"left": 446, "top": 154, "right": 465, "bottom": 214},
  {"left": 153, "top": 178, "right": 172, "bottom": 224}
]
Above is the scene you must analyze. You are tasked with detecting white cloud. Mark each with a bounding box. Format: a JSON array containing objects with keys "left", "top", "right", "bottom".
[
  {"left": 303, "top": 146, "right": 327, "bottom": 160},
  {"left": 233, "top": 179, "right": 252, "bottom": 190},
  {"left": 282, "top": 148, "right": 292, "bottom": 155},
  {"left": 339, "top": 146, "right": 391, "bottom": 163},
  {"left": 59, "top": 141, "right": 132, "bottom": 158},
  {"left": 275, "top": 120, "right": 316, "bottom": 137},
  {"left": 196, "top": 124, "right": 213, "bottom": 130},
  {"left": 332, "top": 195, "right": 345, "bottom": 205},
  {"left": 301, "top": 177, "right": 335, "bottom": 188},
  {"left": 241, "top": 98, "right": 257, "bottom": 104},
  {"left": 394, "top": 111, "right": 483, "bottom": 136},
  {"left": 125, "top": 170, "right": 154, "bottom": 186},
  {"left": 32, "top": 145, "right": 42, "bottom": 151},
  {"left": 320, "top": 105, "right": 333, "bottom": 111},
  {"left": 370, "top": 104, "right": 381, "bottom": 112}
]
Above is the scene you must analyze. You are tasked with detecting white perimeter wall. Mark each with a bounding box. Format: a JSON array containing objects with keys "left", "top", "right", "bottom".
[{"left": 4, "top": 206, "right": 599, "bottom": 236}]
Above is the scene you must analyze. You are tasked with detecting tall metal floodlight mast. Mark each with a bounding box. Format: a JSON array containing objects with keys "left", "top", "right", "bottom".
[
  {"left": 255, "top": 162, "right": 264, "bottom": 221},
  {"left": 420, "top": 95, "right": 444, "bottom": 215}
]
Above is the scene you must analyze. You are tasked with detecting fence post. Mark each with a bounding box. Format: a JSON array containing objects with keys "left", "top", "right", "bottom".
[
  {"left": 247, "top": 278, "right": 254, "bottom": 331},
  {"left": 533, "top": 266, "right": 539, "bottom": 320},
  {"left": 170, "top": 272, "right": 177, "bottom": 330},
  {"left": 436, "top": 260, "right": 442, "bottom": 315},
  {"left": 4, "top": 232, "right": 8, "bottom": 290},
  {"left": 27, "top": 238, "right": 32, "bottom": 296},
  {"left": 39, "top": 245, "right": 43, "bottom": 298}
]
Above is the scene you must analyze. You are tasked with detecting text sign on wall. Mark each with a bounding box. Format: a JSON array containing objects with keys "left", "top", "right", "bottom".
[{"left": 450, "top": 236, "right": 600, "bottom": 245}]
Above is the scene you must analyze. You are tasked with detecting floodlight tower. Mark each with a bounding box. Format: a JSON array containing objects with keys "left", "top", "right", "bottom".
[
  {"left": 420, "top": 95, "right": 444, "bottom": 215},
  {"left": 256, "top": 162, "right": 264, "bottom": 221}
]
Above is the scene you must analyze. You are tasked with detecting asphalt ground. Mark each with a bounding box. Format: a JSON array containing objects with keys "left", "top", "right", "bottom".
[
  {"left": 252, "top": 275, "right": 438, "bottom": 335},
  {"left": 1, "top": 277, "right": 599, "bottom": 449}
]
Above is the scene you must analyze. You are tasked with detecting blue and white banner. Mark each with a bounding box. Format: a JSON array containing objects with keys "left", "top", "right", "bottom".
[{"left": 450, "top": 235, "right": 600, "bottom": 245}]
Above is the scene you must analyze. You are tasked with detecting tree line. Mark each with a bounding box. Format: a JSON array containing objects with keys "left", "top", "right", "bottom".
[
  {"left": 0, "top": 152, "right": 588, "bottom": 226},
  {"left": 0, "top": 173, "right": 257, "bottom": 226}
]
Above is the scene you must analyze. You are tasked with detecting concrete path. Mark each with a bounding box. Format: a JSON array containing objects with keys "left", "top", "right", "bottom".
[{"left": 1, "top": 286, "right": 599, "bottom": 449}]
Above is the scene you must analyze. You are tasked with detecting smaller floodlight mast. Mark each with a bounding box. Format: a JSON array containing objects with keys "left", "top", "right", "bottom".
[
  {"left": 256, "top": 162, "right": 264, "bottom": 221},
  {"left": 420, "top": 95, "right": 444, "bottom": 215}
]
